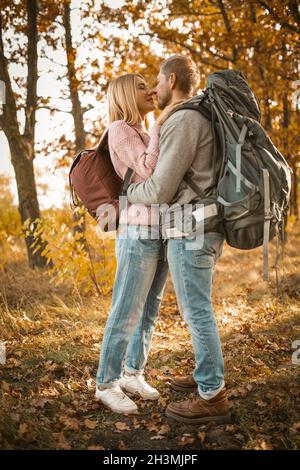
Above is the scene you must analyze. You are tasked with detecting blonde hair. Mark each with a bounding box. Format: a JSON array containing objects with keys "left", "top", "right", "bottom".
[{"left": 107, "top": 73, "right": 145, "bottom": 126}]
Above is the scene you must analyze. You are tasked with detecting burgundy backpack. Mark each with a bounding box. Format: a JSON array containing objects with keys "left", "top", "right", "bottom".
[{"left": 69, "top": 129, "right": 133, "bottom": 232}]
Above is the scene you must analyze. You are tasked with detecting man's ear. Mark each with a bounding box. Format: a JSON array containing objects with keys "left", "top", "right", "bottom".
[{"left": 169, "top": 73, "right": 177, "bottom": 90}]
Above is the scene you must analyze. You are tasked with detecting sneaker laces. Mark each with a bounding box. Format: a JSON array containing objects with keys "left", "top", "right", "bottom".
[
  {"left": 124, "top": 372, "right": 144, "bottom": 381},
  {"left": 137, "top": 375, "right": 147, "bottom": 385},
  {"left": 137, "top": 375, "right": 154, "bottom": 390},
  {"left": 107, "top": 385, "right": 127, "bottom": 400}
]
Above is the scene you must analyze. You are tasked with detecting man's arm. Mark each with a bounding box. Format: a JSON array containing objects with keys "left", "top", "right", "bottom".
[{"left": 127, "top": 111, "right": 199, "bottom": 205}]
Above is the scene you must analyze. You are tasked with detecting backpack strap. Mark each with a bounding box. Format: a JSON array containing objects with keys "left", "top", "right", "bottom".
[
  {"left": 172, "top": 100, "right": 225, "bottom": 199},
  {"left": 275, "top": 226, "right": 280, "bottom": 295},
  {"left": 183, "top": 173, "right": 206, "bottom": 199},
  {"left": 119, "top": 168, "right": 134, "bottom": 212},
  {"left": 274, "top": 215, "right": 287, "bottom": 295},
  {"left": 208, "top": 87, "right": 249, "bottom": 194},
  {"left": 262, "top": 168, "right": 272, "bottom": 281},
  {"left": 120, "top": 168, "right": 134, "bottom": 196},
  {"left": 174, "top": 102, "right": 212, "bottom": 122},
  {"left": 236, "top": 124, "right": 248, "bottom": 193},
  {"left": 69, "top": 150, "right": 86, "bottom": 209}
]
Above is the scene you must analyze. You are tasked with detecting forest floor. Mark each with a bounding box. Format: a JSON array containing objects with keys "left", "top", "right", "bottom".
[{"left": 0, "top": 220, "right": 300, "bottom": 450}]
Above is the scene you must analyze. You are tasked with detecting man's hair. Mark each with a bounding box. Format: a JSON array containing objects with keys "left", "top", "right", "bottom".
[{"left": 160, "top": 54, "right": 200, "bottom": 95}]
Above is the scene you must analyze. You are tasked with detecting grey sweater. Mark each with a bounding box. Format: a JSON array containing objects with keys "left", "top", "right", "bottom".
[{"left": 127, "top": 96, "right": 220, "bottom": 212}]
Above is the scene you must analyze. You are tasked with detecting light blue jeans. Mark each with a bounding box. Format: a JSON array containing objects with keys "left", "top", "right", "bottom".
[
  {"left": 96, "top": 224, "right": 168, "bottom": 388},
  {"left": 167, "top": 231, "right": 225, "bottom": 398}
]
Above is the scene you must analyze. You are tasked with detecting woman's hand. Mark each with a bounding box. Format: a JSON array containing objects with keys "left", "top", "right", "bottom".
[{"left": 156, "top": 99, "right": 187, "bottom": 126}]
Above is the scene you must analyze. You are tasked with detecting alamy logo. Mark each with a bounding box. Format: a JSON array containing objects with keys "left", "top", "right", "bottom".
[
  {"left": 0, "top": 80, "right": 5, "bottom": 116},
  {"left": 0, "top": 341, "right": 6, "bottom": 365}
]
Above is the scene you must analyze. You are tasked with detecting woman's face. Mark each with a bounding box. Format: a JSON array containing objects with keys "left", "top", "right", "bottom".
[{"left": 135, "top": 76, "right": 155, "bottom": 118}]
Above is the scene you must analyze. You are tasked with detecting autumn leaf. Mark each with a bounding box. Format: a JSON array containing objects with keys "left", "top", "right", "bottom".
[
  {"left": 18, "top": 423, "right": 28, "bottom": 435},
  {"left": 178, "top": 435, "right": 195, "bottom": 446},
  {"left": 84, "top": 418, "right": 97, "bottom": 430},
  {"left": 158, "top": 424, "right": 171, "bottom": 435},
  {"left": 132, "top": 417, "right": 140, "bottom": 429},
  {"left": 57, "top": 431, "right": 71, "bottom": 450},
  {"left": 257, "top": 439, "right": 273, "bottom": 450},
  {"left": 115, "top": 422, "right": 130, "bottom": 432},
  {"left": 290, "top": 422, "right": 300, "bottom": 434},
  {"left": 86, "top": 378, "right": 94, "bottom": 389},
  {"left": 158, "top": 396, "right": 168, "bottom": 407},
  {"left": 31, "top": 398, "right": 49, "bottom": 408},
  {"left": 225, "top": 425, "right": 236, "bottom": 433},
  {"left": 145, "top": 422, "right": 160, "bottom": 433},
  {"left": 149, "top": 368, "right": 162, "bottom": 377},
  {"left": 118, "top": 440, "right": 128, "bottom": 450},
  {"left": 8, "top": 358, "right": 22, "bottom": 367},
  {"left": 10, "top": 413, "right": 20, "bottom": 423},
  {"left": 87, "top": 445, "right": 106, "bottom": 450},
  {"left": 1, "top": 381, "right": 10, "bottom": 392},
  {"left": 256, "top": 400, "right": 267, "bottom": 408},
  {"left": 59, "top": 415, "right": 80, "bottom": 431}
]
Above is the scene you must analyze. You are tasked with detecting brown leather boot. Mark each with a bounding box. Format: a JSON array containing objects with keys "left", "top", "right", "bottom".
[
  {"left": 166, "top": 387, "right": 231, "bottom": 424},
  {"left": 170, "top": 374, "right": 198, "bottom": 392}
]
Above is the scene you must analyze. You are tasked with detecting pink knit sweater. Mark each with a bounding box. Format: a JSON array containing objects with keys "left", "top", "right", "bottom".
[{"left": 108, "top": 120, "right": 160, "bottom": 226}]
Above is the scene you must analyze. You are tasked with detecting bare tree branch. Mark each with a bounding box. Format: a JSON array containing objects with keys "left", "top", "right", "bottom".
[
  {"left": 216, "top": 0, "right": 238, "bottom": 63},
  {"left": 288, "top": 0, "right": 300, "bottom": 27},
  {"left": 37, "top": 104, "right": 93, "bottom": 115},
  {"left": 137, "top": 33, "right": 227, "bottom": 70},
  {"left": 257, "top": 0, "right": 300, "bottom": 33},
  {"left": 40, "top": 54, "right": 66, "bottom": 67},
  {"left": 37, "top": 105, "right": 71, "bottom": 114}
]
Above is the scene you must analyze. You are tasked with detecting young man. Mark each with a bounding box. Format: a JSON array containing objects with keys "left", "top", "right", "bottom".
[{"left": 126, "top": 54, "right": 231, "bottom": 424}]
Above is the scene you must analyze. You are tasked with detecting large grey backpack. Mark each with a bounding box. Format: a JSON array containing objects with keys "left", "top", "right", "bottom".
[{"left": 176, "top": 70, "right": 292, "bottom": 289}]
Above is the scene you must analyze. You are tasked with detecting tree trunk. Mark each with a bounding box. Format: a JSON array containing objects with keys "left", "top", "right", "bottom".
[
  {"left": 10, "top": 139, "right": 48, "bottom": 268},
  {"left": 0, "top": 1, "right": 47, "bottom": 268},
  {"left": 63, "top": 1, "right": 87, "bottom": 239}
]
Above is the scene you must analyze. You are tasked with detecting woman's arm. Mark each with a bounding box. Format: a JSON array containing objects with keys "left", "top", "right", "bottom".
[{"left": 108, "top": 120, "right": 160, "bottom": 180}]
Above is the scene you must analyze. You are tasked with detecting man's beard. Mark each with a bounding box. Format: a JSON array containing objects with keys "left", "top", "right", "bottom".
[{"left": 158, "top": 90, "right": 172, "bottom": 110}]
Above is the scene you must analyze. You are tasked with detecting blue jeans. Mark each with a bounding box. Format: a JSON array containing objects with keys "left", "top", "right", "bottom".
[
  {"left": 96, "top": 224, "right": 168, "bottom": 388},
  {"left": 167, "top": 231, "right": 225, "bottom": 396}
]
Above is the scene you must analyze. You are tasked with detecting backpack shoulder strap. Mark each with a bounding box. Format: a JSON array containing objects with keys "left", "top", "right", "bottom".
[
  {"left": 69, "top": 149, "right": 90, "bottom": 208},
  {"left": 171, "top": 100, "right": 226, "bottom": 199},
  {"left": 173, "top": 97, "right": 212, "bottom": 122},
  {"left": 183, "top": 173, "right": 206, "bottom": 200},
  {"left": 120, "top": 168, "right": 134, "bottom": 196}
]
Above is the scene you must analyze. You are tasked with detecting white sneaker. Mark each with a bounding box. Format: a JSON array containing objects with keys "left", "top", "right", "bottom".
[
  {"left": 95, "top": 383, "right": 138, "bottom": 414},
  {"left": 120, "top": 373, "right": 160, "bottom": 400}
]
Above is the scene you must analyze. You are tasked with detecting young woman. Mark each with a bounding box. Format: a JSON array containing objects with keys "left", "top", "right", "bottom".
[{"left": 95, "top": 74, "right": 173, "bottom": 414}]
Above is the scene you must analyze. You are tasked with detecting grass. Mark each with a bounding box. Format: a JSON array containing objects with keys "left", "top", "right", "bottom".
[{"left": 0, "top": 219, "right": 299, "bottom": 450}]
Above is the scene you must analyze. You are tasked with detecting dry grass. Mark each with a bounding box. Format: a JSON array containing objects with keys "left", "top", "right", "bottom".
[{"left": 0, "top": 220, "right": 299, "bottom": 450}]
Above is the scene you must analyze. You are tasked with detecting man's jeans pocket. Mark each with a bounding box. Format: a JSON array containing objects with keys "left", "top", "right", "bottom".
[
  {"left": 205, "top": 232, "right": 224, "bottom": 262},
  {"left": 188, "top": 232, "right": 224, "bottom": 268}
]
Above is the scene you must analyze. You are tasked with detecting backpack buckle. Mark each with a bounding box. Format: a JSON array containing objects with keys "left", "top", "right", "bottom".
[{"left": 264, "top": 211, "right": 272, "bottom": 220}]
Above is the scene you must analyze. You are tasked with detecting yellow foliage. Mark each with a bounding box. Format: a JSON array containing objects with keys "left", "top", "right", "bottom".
[
  {"left": 0, "top": 175, "right": 22, "bottom": 269},
  {"left": 25, "top": 207, "right": 117, "bottom": 296},
  {"left": 0, "top": 202, "right": 116, "bottom": 295}
]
